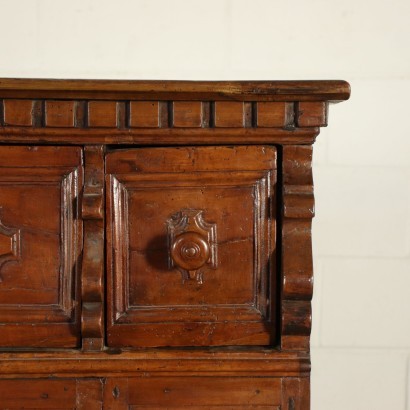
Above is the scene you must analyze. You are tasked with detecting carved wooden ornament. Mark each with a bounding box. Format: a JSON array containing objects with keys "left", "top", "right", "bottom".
[
  {"left": 0, "top": 217, "right": 20, "bottom": 279},
  {"left": 167, "top": 210, "right": 217, "bottom": 283}
]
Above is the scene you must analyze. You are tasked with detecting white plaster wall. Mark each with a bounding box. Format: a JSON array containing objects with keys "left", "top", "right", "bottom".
[{"left": 1, "top": 1, "right": 409, "bottom": 408}]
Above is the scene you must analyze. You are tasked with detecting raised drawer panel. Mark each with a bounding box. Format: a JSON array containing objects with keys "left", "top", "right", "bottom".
[
  {"left": 88, "top": 101, "right": 118, "bottom": 127},
  {"left": 3, "top": 99, "right": 35, "bottom": 126},
  {"left": 173, "top": 101, "right": 203, "bottom": 127},
  {"left": 257, "top": 102, "right": 294, "bottom": 127},
  {"left": 0, "top": 146, "right": 82, "bottom": 347},
  {"left": 214, "top": 101, "right": 246, "bottom": 127},
  {"left": 45, "top": 100, "right": 76, "bottom": 127},
  {"left": 106, "top": 146, "right": 277, "bottom": 347},
  {"left": 129, "top": 101, "right": 160, "bottom": 127}
]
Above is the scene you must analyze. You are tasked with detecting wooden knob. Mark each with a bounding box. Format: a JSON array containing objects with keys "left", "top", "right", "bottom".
[{"left": 170, "top": 232, "right": 210, "bottom": 272}]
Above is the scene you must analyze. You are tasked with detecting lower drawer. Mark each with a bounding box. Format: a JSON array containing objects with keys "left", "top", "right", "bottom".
[
  {"left": 0, "top": 378, "right": 102, "bottom": 409},
  {"left": 0, "top": 376, "right": 309, "bottom": 409},
  {"left": 104, "top": 377, "right": 282, "bottom": 409}
]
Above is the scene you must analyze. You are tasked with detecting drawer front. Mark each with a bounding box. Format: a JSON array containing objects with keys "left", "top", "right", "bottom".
[
  {"left": 106, "top": 146, "right": 277, "bottom": 347},
  {"left": 0, "top": 146, "right": 82, "bottom": 347},
  {"left": 0, "top": 376, "right": 307, "bottom": 409},
  {"left": 0, "top": 378, "right": 102, "bottom": 409},
  {"left": 104, "top": 377, "right": 282, "bottom": 409}
]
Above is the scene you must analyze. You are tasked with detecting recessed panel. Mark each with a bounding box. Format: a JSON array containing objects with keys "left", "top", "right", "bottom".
[{"left": 128, "top": 185, "right": 254, "bottom": 306}]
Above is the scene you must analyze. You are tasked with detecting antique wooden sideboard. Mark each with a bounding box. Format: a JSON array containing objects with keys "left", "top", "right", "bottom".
[{"left": 0, "top": 79, "right": 349, "bottom": 409}]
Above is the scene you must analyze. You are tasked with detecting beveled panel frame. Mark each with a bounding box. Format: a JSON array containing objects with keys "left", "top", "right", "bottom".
[
  {"left": 0, "top": 146, "right": 83, "bottom": 348},
  {"left": 0, "top": 167, "right": 82, "bottom": 323},
  {"left": 108, "top": 170, "right": 274, "bottom": 325},
  {"left": 106, "top": 146, "right": 277, "bottom": 347}
]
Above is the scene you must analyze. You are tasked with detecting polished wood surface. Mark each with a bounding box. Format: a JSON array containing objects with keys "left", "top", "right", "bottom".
[
  {"left": 0, "top": 146, "right": 82, "bottom": 348},
  {"left": 0, "top": 379, "right": 103, "bottom": 409},
  {"left": 106, "top": 146, "right": 276, "bottom": 347},
  {"left": 281, "top": 145, "right": 314, "bottom": 351},
  {"left": 104, "top": 377, "right": 282, "bottom": 409},
  {"left": 0, "top": 78, "right": 350, "bottom": 409},
  {"left": 81, "top": 146, "right": 105, "bottom": 351},
  {"left": 0, "top": 78, "right": 350, "bottom": 101}
]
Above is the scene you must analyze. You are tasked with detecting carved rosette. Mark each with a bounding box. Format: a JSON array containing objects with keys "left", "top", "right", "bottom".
[
  {"left": 167, "top": 210, "right": 217, "bottom": 284},
  {"left": 0, "top": 217, "right": 20, "bottom": 279}
]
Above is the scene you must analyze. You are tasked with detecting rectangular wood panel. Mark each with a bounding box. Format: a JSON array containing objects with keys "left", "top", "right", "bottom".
[
  {"left": 257, "top": 102, "right": 294, "bottom": 127},
  {"left": 0, "top": 379, "right": 77, "bottom": 408},
  {"left": 129, "top": 101, "right": 160, "bottom": 127},
  {"left": 127, "top": 377, "right": 281, "bottom": 407},
  {"left": 3, "top": 99, "right": 34, "bottom": 126},
  {"left": 214, "top": 101, "right": 244, "bottom": 127},
  {"left": 0, "top": 146, "right": 83, "bottom": 347},
  {"left": 106, "top": 146, "right": 277, "bottom": 347},
  {"left": 173, "top": 101, "right": 203, "bottom": 127},
  {"left": 297, "top": 101, "right": 328, "bottom": 127},
  {"left": 100, "top": 377, "right": 282, "bottom": 408},
  {"left": 0, "top": 378, "right": 103, "bottom": 409},
  {"left": 88, "top": 101, "right": 118, "bottom": 127},
  {"left": 45, "top": 100, "right": 75, "bottom": 127}
]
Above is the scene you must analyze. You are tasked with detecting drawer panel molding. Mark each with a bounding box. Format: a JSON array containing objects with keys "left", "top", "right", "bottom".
[{"left": 0, "top": 146, "right": 83, "bottom": 348}]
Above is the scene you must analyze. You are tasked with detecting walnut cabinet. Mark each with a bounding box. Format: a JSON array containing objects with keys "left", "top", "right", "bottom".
[{"left": 0, "top": 79, "right": 350, "bottom": 409}]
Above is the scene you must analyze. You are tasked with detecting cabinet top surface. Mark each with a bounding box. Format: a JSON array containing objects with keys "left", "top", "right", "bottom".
[{"left": 0, "top": 78, "right": 350, "bottom": 101}]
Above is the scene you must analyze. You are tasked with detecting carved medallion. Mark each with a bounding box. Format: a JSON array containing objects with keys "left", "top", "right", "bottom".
[{"left": 167, "top": 210, "right": 217, "bottom": 284}]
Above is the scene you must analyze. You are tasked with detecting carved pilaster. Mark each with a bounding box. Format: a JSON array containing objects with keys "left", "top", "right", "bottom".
[
  {"left": 281, "top": 145, "right": 314, "bottom": 351},
  {"left": 81, "top": 145, "right": 105, "bottom": 350}
]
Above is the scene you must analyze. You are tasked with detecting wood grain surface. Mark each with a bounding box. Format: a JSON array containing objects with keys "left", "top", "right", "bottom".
[
  {"left": 0, "top": 146, "right": 82, "bottom": 348},
  {"left": 0, "top": 78, "right": 351, "bottom": 101},
  {"left": 0, "top": 78, "right": 350, "bottom": 409},
  {"left": 106, "top": 146, "right": 277, "bottom": 347}
]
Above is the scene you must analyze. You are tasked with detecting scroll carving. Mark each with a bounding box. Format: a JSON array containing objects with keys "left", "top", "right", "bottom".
[
  {"left": 0, "top": 217, "right": 20, "bottom": 279},
  {"left": 167, "top": 210, "right": 217, "bottom": 284},
  {"left": 281, "top": 145, "right": 314, "bottom": 351}
]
